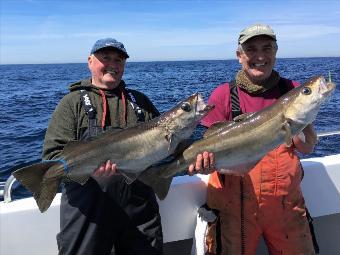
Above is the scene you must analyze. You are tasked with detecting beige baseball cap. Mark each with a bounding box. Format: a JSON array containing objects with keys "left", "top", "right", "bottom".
[{"left": 238, "top": 24, "right": 276, "bottom": 44}]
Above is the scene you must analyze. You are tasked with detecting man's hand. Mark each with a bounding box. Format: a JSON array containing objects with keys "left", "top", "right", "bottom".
[
  {"left": 187, "top": 151, "right": 216, "bottom": 176},
  {"left": 92, "top": 160, "right": 118, "bottom": 177},
  {"left": 293, "top": 123, "right": 318, "bottom": 154}
]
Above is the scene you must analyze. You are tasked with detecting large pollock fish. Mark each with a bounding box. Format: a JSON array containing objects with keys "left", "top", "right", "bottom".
[
  {"left": 139, "top": 76, "right": 336, "bottom": 199},
  {"left": 13, "top": 93, "right": 214, "bottom": 212}
]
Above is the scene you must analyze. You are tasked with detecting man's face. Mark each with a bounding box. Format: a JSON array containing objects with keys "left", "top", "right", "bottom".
[
  {"left": 236, "top": 36, "right": 277, "bottom": 84},
  {"left": 88, "top": 48, "right": 126, "bottom": 90}
]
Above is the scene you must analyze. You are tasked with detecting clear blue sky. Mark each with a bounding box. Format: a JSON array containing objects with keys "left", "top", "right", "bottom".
[{"left": 1, "top": 0, "right": 340, "bottom": 64}]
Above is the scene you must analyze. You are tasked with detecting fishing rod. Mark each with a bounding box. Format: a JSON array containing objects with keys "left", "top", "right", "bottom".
[
  {"left": 315, "top": 72, "right": 340, "bottom": 138},
  {"left": 317, "top": 130, "right": 340, "bottom": 138}
]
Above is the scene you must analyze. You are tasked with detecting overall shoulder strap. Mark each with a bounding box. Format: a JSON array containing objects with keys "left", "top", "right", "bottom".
[
  {"left": 229, "top": 80, "right": 242, "bottom": 119},
  {"left": 125, "top": 89, "right": 145, "bottom": 122},
  {"left": 218, "top": 82, "right": 242, "bottom": 185},
  {"left": 278, "top": 77, "right": 291, "bottom": 96},
  {"left": 79, "top": 89, "right": 97, "bottom": 135},
  {"left": 230, "top": 78, "right": 290, "bottom": 118},
  {"left": 80, "top": 89, "right": 96, "bottom": 119}
]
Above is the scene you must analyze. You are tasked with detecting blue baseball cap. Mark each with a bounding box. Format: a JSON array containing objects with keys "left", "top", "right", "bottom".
[{"left": 90, "top": 38, "right": 129, "bottom": 58}]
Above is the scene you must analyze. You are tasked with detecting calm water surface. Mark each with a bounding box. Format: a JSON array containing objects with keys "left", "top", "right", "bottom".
[{"left": 1, "top": 58, "right": 339, "bottom": 198}]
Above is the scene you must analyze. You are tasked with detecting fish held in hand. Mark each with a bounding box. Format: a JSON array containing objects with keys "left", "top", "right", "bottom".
[
  {"left": 139, "top": 76, "right": 336, "bottom": 199},
  {"left": 13, "top": 93, "right": 214, "bottom": 212}
]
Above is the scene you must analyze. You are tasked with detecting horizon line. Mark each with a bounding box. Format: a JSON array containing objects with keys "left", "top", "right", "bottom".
[{"left": 1, "top": 56, "right": 339, "bottom": 66}]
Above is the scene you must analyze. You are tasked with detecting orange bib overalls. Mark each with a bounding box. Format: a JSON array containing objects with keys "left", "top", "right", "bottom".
[{"left": 206, "top": 145, "right": 315, "bottom": 255}]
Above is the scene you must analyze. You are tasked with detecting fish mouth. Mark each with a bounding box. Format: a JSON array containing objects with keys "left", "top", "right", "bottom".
[
  {"left": 194, "top": 93, "right": 214, "bottom": 116},
  {"left": 199, "top": 104, "right": 215, "bottom": 114},
  {"left": 319, "top": 77, "right": 336, "bottom": 97}
]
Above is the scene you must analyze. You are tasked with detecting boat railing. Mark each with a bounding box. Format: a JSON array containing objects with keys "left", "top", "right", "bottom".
[
  {"left": 2, "top": 175, "right": 16, "bottom": 203},
  {"left": 0, "top": 181, "right": 5, "bottom": 198}
]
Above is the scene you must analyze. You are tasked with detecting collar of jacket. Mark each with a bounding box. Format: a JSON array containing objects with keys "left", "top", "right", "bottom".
[
  {"left": 69, "top": 79, "right": 127, "bottom": 97},
  {"left": 235, "top": 70, "right": 280, "bottom": 95}
]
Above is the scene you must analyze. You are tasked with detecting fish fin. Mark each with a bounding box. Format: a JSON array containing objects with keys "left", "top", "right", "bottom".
[
  {"left": 34, "top": 178, "right": 61, "bottom": 213},
  {"left": 173, "top": 139, "right": 193, "bottom": 156},
  {"left": 165, "top": 133, "right": 172, "bottom": 142},
  {"left": 142, "top": 176, "right": 173, "bottom": 200},
  {"left": 219, "top": 163, "right": 258, "bottom": 175},
  {"left": 233, "top": 112, "right": 254, "bottom": 122},
  {"left": 283, "top": 120, "right": 293, "bottom": 147},
  {"left": 139, "top": 163, "right": 176, "bottom": 199},
  {"left": 120, "top": 171, "right": 139, "bottom": 184},
  {"left": 165, "top": 133, "right": 174, "bottom": 152},
  {"left": 13, "top": 161, "right": 64, "bottom": 212},
  {"left": 154, "top": 177, "right": 173, "bottom": 200},
  {"left": 68, "top": 174, "right": 90, "bottom": 185},
  {"left": 138, "top": 164, "right": 171, "bottom": 199},
  {"left": 218, "top": 159, "right": 260, "bottom": 175},
  {"left": 203, "top": 121, "right": 233, "bottom": 138}
]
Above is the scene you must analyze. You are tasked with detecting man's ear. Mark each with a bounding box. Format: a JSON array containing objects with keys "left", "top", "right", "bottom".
[
  {"left": 88, "top": 55, "right": 92, "bottom": 68},
  {"left": 236, "top": 50, "right": 242, "bottom": 64}
]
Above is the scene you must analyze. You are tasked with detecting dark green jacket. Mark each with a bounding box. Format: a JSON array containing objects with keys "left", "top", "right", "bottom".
[{"left": 42, "top": 79, "right": 159, "bottom": 160}]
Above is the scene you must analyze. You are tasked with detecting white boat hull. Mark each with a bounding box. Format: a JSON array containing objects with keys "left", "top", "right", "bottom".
[{"left": 1, "top": 154, "right": 340, "bottom": 255}]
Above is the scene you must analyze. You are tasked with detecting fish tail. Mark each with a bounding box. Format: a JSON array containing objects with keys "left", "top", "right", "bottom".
[
  {"left": 139, "top": 166, "right": 173, "bottom": 200},
  {"left": 12, "top": 160, "right": 65, "bottom": 212},
  {"left": 152, "top": 177, "right": 173, "bottom": 200}
]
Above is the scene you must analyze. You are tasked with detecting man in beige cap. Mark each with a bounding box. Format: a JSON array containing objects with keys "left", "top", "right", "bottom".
[{"left": 200, "top": 24, "right": 318, "bottom": 255}]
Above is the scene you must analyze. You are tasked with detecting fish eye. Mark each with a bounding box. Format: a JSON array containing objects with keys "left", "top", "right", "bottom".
[
  {"left": 302, "top": 87, "right": 312, "bottom": 95},
  {"left": 181, "top": 102, "right": 191, "bottom": 112}
]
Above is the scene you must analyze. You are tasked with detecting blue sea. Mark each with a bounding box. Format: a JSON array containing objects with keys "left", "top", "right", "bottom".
[{"left": 1, "top": 58, "right": 340, "bottom": 199}]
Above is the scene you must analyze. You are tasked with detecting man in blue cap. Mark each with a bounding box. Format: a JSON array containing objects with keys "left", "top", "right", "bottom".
[{"left": 42, "top": 38, "right": 163, "bottom": 255}]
